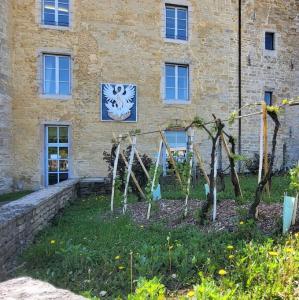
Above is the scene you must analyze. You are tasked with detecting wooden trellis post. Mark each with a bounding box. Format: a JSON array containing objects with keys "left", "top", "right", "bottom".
[
  {"left": 159, "top": 130, "right": 183, "bottom": 187},
  {"left": 221, "top": 132, "right": 243, "bottom": 199},
  {"left": 111, "top": 135, "right": 121, "bottom": 212},
  {"left": 123, "top": 136, "right": 137, "bottom": 214},
  {"left": 194, "top": 146, "right": 210, "bottom": 186},
  {"left": 147, "top": 139, "right": 163, "bottom": 220},
  {"left": 184, "top": 128, "right": 194, "bottom": 217},
  {"left": 212, "top": 139, "right": 219, "bottom": 222},
  {"left": 128, "top": 135, "right": 150, "bottom": 180}
]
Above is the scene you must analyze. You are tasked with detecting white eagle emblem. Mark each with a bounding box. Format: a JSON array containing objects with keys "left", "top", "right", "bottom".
[{"left": 103, "top": 84, "right": 136, "bottom": 121}]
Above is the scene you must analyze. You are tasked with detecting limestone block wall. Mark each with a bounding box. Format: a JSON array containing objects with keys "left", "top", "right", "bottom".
[
  {"left": 241, "top": 0, "right": 299, "bottom": 168},
  {"left": 0, "top": 179, "right": 79, "bottom": 280},
  {"left": 10, "top": 0, "right": 239, "bottom": 189},
  {"left": 0, "top": 0, "right": 12, "bottom": 193}
]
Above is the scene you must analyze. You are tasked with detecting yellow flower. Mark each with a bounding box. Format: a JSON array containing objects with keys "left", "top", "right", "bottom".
[
  {"left": 239, "top": 221, "right": 244, "bottom": 225},
  {"left": 218, "top": 269, "right": 227, "bottom": 276},
  {"left": 187, "top": 290, "right": 195, "bottom": 297},
  {"left": 118, "top": 266, "right": 125, "bottom": 270},
  {"left": 227, "top": 245, "right": 234, "bottom": 250},
  {"left": 282, "top": 99, "right": 289, "bottom": 105},
  {"left": 228, "top": 255, "right": 235, "bottom": 260},
  {"left": 268, "top": 251, "right": 279, "bottom": 256},
  {"left": 50, "top": 240, "right": 56, "bottom": 244},
  {"left": 115, "top": 255, "right": 120, "bottom": 260},
  {"left": 140, "top": 225, "right": 144, "bottom": 228},
  {"left": 285, "top": 248, "right": 294, "bottom": 253},
  {"left": 295, "top": 233, "right": 299, "bottom": 238}
]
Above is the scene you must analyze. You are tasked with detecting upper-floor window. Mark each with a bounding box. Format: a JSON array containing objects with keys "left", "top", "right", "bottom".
[
  {"left": 43, "top": 54, "right": 71, "bottom": 96},
  {"left": 264, "top": 91, "right": 273, "bottom": 105},
  {"left": 165, "top": 5, "right": 188, "bottom": 41},
  {"left": 165, "top": 64, "right": 189, "bottom": 101},
  {"left": 42, "top": 0, "right": 70, "bottom": 27},
  {"left": 265, "top": 32, "right": 275, "bottom": 50}
]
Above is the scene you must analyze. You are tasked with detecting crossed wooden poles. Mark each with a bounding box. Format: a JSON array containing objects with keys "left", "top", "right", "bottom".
[{"left": 110, "top": 126, "right": 244, "bottom": 221}]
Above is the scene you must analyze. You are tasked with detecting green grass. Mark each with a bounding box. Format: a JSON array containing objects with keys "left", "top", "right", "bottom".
[
  {"left": 0, "top": 190, "right": 33, "bottom": 203},
  {"left": 16, "top": 173, "right": 297, "bottom": 299},
  {"left": 16, "top": 174, "right": 297, "bottom": 299},
  {"left": 162, "top": 174, "right": 292, "bottom": 204}
]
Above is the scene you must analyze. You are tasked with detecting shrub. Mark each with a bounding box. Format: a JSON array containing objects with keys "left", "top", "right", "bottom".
[{"left": 103, "top": 143, "right": 152, "bottom": 200}]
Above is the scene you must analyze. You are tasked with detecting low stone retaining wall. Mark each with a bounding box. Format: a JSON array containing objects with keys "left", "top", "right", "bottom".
[
  {"left": 0, "top": 179, "right": 79, "bottom": 280},
  {"left": 79, "top": 177, "right": 111, "bottom": 197}
]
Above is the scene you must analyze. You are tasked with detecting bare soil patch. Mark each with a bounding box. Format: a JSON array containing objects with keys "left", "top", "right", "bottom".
[{"left": 110, "top": 199, "right": 297, "bottom": 234}]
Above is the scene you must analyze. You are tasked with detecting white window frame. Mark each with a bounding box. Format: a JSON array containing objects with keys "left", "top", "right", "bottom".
[
  {"left": 45, "top": 125, "right": 70, "bottom": 186},
  {"left": 41, "top": 0, "right": 70, "bottom": 27},
  {"left": 164, "top": 63, "right": 189, "bottom": 102},
  {"left": 165, "top": 4, "right": 188, "bottom": 41},
  {"left": 43, "top": 54, "right": 71, "bottom": 96}
]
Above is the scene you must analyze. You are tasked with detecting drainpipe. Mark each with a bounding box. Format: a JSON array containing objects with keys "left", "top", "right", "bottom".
[{"left": 238, "top": 0, "right": 242, "bottom": 172}]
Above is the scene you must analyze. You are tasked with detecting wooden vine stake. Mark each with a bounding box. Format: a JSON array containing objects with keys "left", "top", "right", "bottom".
[
  {"left": 212, "top": 140, "right": 219, "bottom": 222},
  {"left": 128, "top": 135, "right": 150, "bottom": 180},
  {"left": 147, "top": 139, "right": 163, "bottom": 220},
  {"left": 263, "top": 103, "right": 270, "bottom": 195},
  {"left": 221, "top": 132, "right": 243, "bottom": 199},
  {"left": 194, "top": 146, "right": 210, "bottom": 186},
  {"left": 123, "top": 136, "right": 137, "bottom": 214},
  {"left": 258, "top": 104, "right": 264, "bottom": 184},
  {"left": 159, "top": 130, "right": 183, "bottom": 187},
  {"left": 184, "top": 128, "right": 194, "bottom": 217},
  {"left": 111, "top": 135, "right": 121, "bottom": 212}
]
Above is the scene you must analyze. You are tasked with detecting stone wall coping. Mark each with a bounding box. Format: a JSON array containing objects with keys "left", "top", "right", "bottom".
[{"left": 0, "top": 179, "right": 79, "bottom": 228}]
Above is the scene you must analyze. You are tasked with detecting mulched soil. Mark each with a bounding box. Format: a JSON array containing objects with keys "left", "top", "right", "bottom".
[{"left": 110, "top": 199, "right": 299, "bottom": 235}]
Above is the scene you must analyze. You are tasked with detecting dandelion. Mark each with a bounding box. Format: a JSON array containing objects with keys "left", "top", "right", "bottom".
[
  {"left": 285, "top": 248, "right": 294, "bottom": 253},
  {"left": 187, "top": 290, "right": 195, "bottom": 297},
  {"left": 239, "top": 221, "right": 244, "bottom": 225},
  {"left": 282, "top": 99, "right": 289, "bottom": 105},
  {"left": 218, "top": 269, "right": 227, "bottom": 276},
  {"left": 227, "top": 245, "right": 234, "bottom": 250},
  {"left": 228, "top": 255, "right": 235, "bottom": 259},
  {"left": 115, "top": 255, "right": 120, "bottom": 260},
  {"left": 140, "top": 225, "right": 144, "bottom": 228},
  {"left": 50, "top": 240, "right": 56, "bottom": 244},
  {"left": 295, "top": 233, "right": 299, "bottom": 238},
  {"left": 118, "top": 266, "right": 125, "bottom": 270},
  {"left": 268, "top": 251, "right": 279, "bottom": 256}
]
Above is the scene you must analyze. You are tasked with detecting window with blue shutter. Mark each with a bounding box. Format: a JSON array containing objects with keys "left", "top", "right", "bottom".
[{"left": 165, "top": 5, "right": 188, "bottom": 41}]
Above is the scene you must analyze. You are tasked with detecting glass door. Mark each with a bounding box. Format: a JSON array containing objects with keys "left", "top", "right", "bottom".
[{"left": 46, "top": 126, "right": 69, "bottom": 185}]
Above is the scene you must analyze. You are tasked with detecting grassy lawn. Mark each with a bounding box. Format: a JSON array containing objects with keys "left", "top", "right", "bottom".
[
  {"left": 0, "top": 190, "right": 33, "bottom": 203},
  {"left": 17, "top": 175, "right": 298, "bottom": 299},
  {"left": 163, "top": 174, "right": 292, "bottom": 204}
]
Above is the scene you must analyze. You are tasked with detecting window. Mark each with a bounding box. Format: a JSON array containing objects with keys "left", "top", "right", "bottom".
[
  {"left": 43, "top": 54, "right": 71, "bottom": 96},
  {"left": 162, "top": 130, "right": 187, "bottom": 174},
  {"left": 46, "top": 126, "right": 69, "bottom": 185},
  {"left": 165, "top": 64, "right": 189, "bottom": 101},
  {"left": 42, "top": 0, "right": 70, "bottom": 27},
  {"left": 264, "top": 91, "right": 273, "bottom": 105},
  {"left": 165, "top": 5, "right": 188, "bottom": 40},
  {"left": 265, "top": 32, "right": 275, "bottom": 50}
]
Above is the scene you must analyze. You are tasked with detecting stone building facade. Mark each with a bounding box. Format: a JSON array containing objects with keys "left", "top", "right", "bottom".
[
  {"left": 0, "top": 0, "right": 298, "bottom": 192},
  {"left": 0, "top": 0, "right": 13, "bottom": 193}
]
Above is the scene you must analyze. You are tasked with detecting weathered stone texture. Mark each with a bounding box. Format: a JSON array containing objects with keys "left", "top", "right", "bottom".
[
  {"left": 0, "top": 277, "right": 86, "bottom": 299},
  {"left": 0, "top": 179, "right": 79, "bottom": 280},
  {"left": 0, "top": 0, "right": 12, "bottom": 193},
  {"left": 1, "top": 0, "right": 298, "bottom": 189},
  {"left": 241, "top": 0, "right": 299, "bottom": 168}
]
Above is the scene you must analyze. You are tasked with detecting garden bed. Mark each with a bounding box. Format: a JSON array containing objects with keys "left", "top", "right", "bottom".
[{"left": 112, "top": 199, "right": 291, "bottom": 235}]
